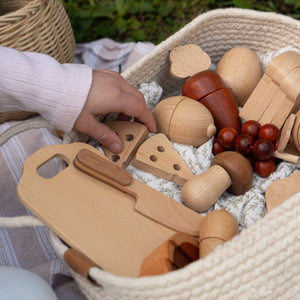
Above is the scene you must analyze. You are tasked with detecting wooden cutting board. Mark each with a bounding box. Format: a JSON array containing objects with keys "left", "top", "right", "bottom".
[{"left": 17, "top": 142, "right": 203, "bottom": 277}]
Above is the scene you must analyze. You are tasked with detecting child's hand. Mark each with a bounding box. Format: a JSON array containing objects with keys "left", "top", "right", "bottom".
[{"left": 73, "top": 70, "right": 156, "bottom": 153}]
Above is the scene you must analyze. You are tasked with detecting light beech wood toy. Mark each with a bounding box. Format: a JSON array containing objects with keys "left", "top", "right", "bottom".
[
  {"left": 169, "top": 44, "right": 211, "bottom": 78},
  {"left": 181, "top": 151, "right": 253, "bottom": 212},
  {"left": 216, "top": 46, "right": 261, "bottom": 107},
  {"left": 240, "top": 51, "right": 300, "bottom": 129},
  {"left": 265, "top": 171, "right": 300, "bottom": 212},
  {"left": 198, "top": 210, "right": 238, "bottom": 258},
  {"left": 139, "top": 232, "right": 199, "bottom": 276},
  {"left": 133, "top": 135, "right": 253, "bottom": 213},
  {"left": 272, "top": 113, "right": 300, "bottom": 165},
  {"left": 101, "top": 121, "right": 148, "bottom": 168},
  {"left": 152, "top": 96, "right": 216, "bottom": 147},
  {"left": 182, "top": 70, "right": 241, "bottom": 133},
  {"left": 17, "top": 142, "right": 204, "bottom": 277},
  {"left": 133, "top": 133, "right": 194, "bottom": 186}
]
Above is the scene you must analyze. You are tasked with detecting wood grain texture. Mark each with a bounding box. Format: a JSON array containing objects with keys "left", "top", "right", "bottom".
[
  {"left": 265, "top": 171, "right": 300, "bottom": 212},
  {"left": 240, "top": 51, "right": 300, "bottom": 129},
  {"left": 75, "top": 148, "right": 133, "bottom": 186},
  {"left": 102, "top": 121, "right": 149, "bottom": 168},
  {"left": 216, "top": 46, "right": 261, "bottom": 107},
  {"left": 169, "top": 44, "right": 211, "bottom": 78},
  {"left": 17, "top": 143, "right": 203, "bottom": 277},
  {"left": 152, "top": 96, "right": 216, "bottom": 147},
  {"left": 133, "top": 133, "right": 194, "bottom": 186},
  {"left": 139, "top": 232, "right": 199, "bottom": 276},
  {"left": 199, "top": 210, "right": 238, "bottom": 258}
]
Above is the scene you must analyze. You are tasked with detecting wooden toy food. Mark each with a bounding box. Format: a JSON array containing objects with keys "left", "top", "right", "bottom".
[
  {"left": 181, "top": 151, "right": 253, "bottom": 212},
  {"left": 216, "top": 46, "right": 261, "bottom": 107},
  {"left": 169, "top": 44, "right": 211, "bottom": 78},
  {"left": 240, "top": 51, "right": 300, "bottom": 129},
  {"left": 152, "top": 96, "right": 216, "bottom": 147},
  {"left": 17, "top": 142, "right": 204, "bottom": 277},
  {"left": 182, "top": 70, "right": 241, "bottom": 133},
  {"left": 139, "top": 232, "right": 199, "bottom": 276},
  {"left": 133, "top": 135, "right": 253, "bottom": 213},
  {"left": 198, "top": 210, "right": 238, "bottom": 258},
  {"left": 265, "top": 171, "right": 300, "bottom": 212},
  {"left": 101, "top": 121, "right": 148, "bottom": 168},
  {"left": 272, "top": 113, "right": 300, "bottom": 165},
  {"left": 133, "top": 133, "right": 194, "bottom": 186}
]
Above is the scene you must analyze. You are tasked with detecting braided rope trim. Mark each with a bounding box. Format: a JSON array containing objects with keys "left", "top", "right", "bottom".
[{"left": 0, "top": 116, "right": 54, "bottom": 147}]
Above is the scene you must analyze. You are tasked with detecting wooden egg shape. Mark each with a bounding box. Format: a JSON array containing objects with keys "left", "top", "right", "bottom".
[
  {"left": 152, "top": 96, "right": 216, "bottom": 147},
  {"left": 216, "top": 46, "right": 261, "bottom": 107}
]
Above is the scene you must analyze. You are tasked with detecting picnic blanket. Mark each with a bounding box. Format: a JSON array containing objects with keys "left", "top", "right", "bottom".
[{"left": 0, "top": 38, "right": 155, "bottom": 300}]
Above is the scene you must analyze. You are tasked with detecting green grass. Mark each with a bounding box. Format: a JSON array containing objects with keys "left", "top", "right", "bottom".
[{"left": 61, "top": 0, "right": 300, "bottom": 44}]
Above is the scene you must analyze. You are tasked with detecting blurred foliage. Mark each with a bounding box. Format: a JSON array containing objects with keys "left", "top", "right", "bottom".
[{"left": 61, "top": 0, "right": 300, "bottom": 44}]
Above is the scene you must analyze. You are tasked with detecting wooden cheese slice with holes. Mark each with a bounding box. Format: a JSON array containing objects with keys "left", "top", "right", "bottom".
[
  {"left": 102, "top": 120, "right": 148, "bottom": 168},
  {"left": 132, "top": 133, "right": 194, "bottom": 186}
]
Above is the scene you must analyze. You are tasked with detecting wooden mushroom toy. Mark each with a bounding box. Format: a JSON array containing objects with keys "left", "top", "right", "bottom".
[
  {"left": 216, "top": 46, "right": 261, "bottom": 107},
  {"left": 182, "top": 70, "right": 241, "bottom": 133},
  {"left": 199, "top": 209, "right": 238, "bottom": 258},
  {"left": 181, "top": 151, "right": 253, "bottom": 212},
  {"left": 152, "top": 96, "right": 216, "bottom": 147}
]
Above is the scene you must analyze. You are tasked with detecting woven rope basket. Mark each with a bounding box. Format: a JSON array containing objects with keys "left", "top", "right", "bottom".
[
  {"left": 0, "top": 0, "right": 75, "bottom": 122},
  {"left": 6, "top": 7, "right": 294, "bottom": 300}
]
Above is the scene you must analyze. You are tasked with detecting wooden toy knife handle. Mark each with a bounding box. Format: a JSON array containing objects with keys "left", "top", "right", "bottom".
[{"left": 74, "top": 149, "right": 133, "bottom": 186}]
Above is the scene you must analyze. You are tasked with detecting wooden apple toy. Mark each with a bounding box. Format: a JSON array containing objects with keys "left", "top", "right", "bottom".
[
  {"left": 152, "top": 96, "right": 216, "bottom": 147},
  {"left": 182, "top": 70, "right": 241, "bottom": 133},
  {"left": 181, "top": 151, "right": 253, "bottom": 212},
  {"left": 199, "top": 209, "right": 238, "bottom": 258}
]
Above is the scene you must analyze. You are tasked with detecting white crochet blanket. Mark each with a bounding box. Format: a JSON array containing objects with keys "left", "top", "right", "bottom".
[{"left": 99, "top": 47, "right": 300, "bottom": 230}]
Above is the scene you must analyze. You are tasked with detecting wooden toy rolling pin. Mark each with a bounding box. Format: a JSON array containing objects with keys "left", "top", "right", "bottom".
[
  {"left": 133, "top": 134, "right": 253, "bottom": 212},
  {"left": 181, "top": 70, "right": 241, "bottom": 133}
]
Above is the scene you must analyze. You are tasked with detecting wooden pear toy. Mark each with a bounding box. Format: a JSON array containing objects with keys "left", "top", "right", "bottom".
[
  {"left": 199, "top": 209, "right": 238, "bottom": 258},
  {"left": 152, "top": 96, "right": 216, "bottom": 147},
  {"left": 240, "top": 51, "right": 300, "bottom": 129},
  {"left": 169, "top": 44, "right": 211, "bottom": 79},
  {"left": 216, "top": 46, "right": 261, "bottom": 107},
  {"left": 182, "top": 70, "right": 241, "bottom": 133},
  {"left": 133, "top": 135, "right": 253, "bottom": 213},
  {"left": 181, "top": 151, "right": 253, "bottom": 212}
]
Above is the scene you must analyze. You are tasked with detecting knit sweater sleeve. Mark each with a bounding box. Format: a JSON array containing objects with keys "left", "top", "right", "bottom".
[{"left": 0, "top": 46, "right": 93, "bottom": 132}]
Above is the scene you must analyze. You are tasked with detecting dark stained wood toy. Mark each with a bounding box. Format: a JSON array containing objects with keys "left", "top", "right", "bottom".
[
  {"left": 182, "top": 70, "right": 241, "bottom": 133},
  {"left": 198, "top": 209, "right": 238, "bottom": 258}
]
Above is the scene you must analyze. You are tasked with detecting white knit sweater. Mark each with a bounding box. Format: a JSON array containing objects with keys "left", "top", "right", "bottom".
[{"left": 0, "top": 46, "right": 93, "bottom": 132}]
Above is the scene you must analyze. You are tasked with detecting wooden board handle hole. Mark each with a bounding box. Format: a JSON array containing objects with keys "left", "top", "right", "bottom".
[{"left": 37, "top": 155, "right": 69, "bottom": 179}]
